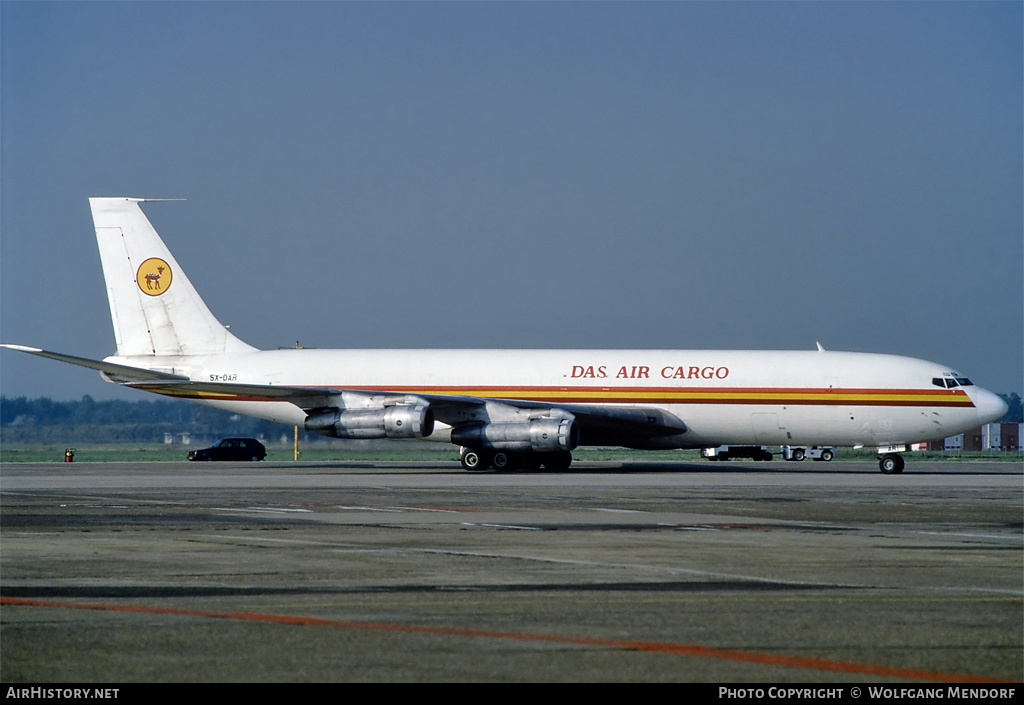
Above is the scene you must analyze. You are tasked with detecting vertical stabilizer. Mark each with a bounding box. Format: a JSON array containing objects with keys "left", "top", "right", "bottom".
[{"left": 90, "top": 198, "right": 256, "bottom": 357}]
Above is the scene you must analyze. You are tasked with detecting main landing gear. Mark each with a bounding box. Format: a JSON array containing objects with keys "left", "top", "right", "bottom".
[
  {"left": 878, "top": 453, "right": 905, "bottom": 474},
  {"left": 460, "top": 448, "right": 572, "bottom": 472}
]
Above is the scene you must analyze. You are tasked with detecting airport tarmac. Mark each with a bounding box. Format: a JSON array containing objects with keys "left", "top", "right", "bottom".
[{"left": 1, "top": 459, "right": 1021, "bottom": 683}]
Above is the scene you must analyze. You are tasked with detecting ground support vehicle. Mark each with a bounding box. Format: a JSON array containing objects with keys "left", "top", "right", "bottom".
[
  {"left": 702, "top": 445, "right": 773, "bottom": 461},
  {"left": 782, "top": 445, "right": 836, "bottom": 462}
]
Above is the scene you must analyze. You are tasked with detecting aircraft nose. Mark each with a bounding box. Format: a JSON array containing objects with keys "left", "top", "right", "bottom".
[{"left": 973, "top": 388, "right": 1008, "bottom": 425}]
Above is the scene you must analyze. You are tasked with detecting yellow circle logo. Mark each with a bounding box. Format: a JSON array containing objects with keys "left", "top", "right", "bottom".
[{"left": 136, "top": 258, "right": 172, "bottom": 296}]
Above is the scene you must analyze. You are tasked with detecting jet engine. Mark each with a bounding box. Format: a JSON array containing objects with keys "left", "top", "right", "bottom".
[
  {"left": 304, "top": 404, "right": 434, "bottom": 439},
  {"left": 450, "top": 416, "right": 579, "bottom": 453}
]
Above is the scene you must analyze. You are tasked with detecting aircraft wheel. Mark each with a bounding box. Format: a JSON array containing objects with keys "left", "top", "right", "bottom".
[
  {"left": 879, "top": 453, "right": 904, "bottom": 474},
  {"left": 491, "top": 452, "right": 511, "bottom": 471},
  {"left": 461, "top": 449, "right": 488, "bottom": 472},
  {"left": 792, "top": 448, "right": 805, "bottom": 461},
  {"left": 820, "top": 449, "right": 834, "bottom": 462}
]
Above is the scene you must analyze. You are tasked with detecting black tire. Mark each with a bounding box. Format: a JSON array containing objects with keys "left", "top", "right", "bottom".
[
  {"left": 792, "top": 449, "right": 805, "bottom": 461},
  {"left": 461, "top": 449, "right": 486, "bottom": 472},
  {"left": 820, "top": 449, "right": 834, "bottom": 462},
  {"left": 879, "top": 454, "right": 904, "bottom": 474}
]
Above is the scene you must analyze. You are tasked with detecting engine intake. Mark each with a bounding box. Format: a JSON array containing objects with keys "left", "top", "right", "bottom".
[
  {"left": 450, "top": 417, "right": 579, "bottom": 453},
  {"left": 305, "top": 404, "right": 434, "bottom": 440}
]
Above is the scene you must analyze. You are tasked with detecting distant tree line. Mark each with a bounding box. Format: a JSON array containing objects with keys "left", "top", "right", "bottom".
[
  {"left": 0, "top": 395, "right": 296, "bottom": 444},
  {"left": 2, "top": 392, "right": 1021, "bottom": 445},
  {"left": 999, "top": 393, "right": 1023, "bottom": 424}
]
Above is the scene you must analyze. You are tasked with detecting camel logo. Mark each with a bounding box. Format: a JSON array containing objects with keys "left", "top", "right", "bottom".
[{"left": 136, "top": 258, "right": 172, "bottom": 296}]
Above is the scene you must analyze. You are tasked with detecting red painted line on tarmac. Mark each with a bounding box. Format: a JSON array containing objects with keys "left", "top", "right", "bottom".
[{"left": 0, "top": 596, "right": 1008, "bottom": 683}]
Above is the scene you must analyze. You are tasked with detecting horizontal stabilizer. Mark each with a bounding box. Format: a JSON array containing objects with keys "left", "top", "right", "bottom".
[{"left": 0, "top": 345, "right": 189, "bottom": 383}]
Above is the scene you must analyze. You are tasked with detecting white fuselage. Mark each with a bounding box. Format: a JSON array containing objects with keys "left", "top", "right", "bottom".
[{"left": 107, "top": 347, "right": 1000, "bottom": 449}]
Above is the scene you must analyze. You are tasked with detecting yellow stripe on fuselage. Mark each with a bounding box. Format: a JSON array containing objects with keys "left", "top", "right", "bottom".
[{"left": 147, "top": 384, "right": 975, "bottom": 409}]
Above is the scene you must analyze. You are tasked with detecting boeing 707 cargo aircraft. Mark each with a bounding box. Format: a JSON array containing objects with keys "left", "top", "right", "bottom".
[{"left": 1, "top": 198, "right": 1008, "bottom": 473}]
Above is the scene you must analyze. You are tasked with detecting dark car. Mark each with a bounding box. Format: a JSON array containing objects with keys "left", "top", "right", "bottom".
[{"left": 188, "top": 438, "right": 266, "bottom": 462}]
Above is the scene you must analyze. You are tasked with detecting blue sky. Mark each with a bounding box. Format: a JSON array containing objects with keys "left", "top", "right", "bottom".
[{"left": 2, "top": 1, "right": 1021, "bottom": 400}]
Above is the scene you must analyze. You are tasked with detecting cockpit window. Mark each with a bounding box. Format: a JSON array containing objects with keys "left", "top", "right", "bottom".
[{"left": 932, "top": 374, "right": 973, "bottom": 389}]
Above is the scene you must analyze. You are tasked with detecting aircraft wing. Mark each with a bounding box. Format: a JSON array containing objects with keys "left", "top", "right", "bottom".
[
  {"left": 541, "top": 402, "right": 688, "bottom": 445},
  {"left": 126, "top": 378, "right": 688, "bottom": 446}
]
